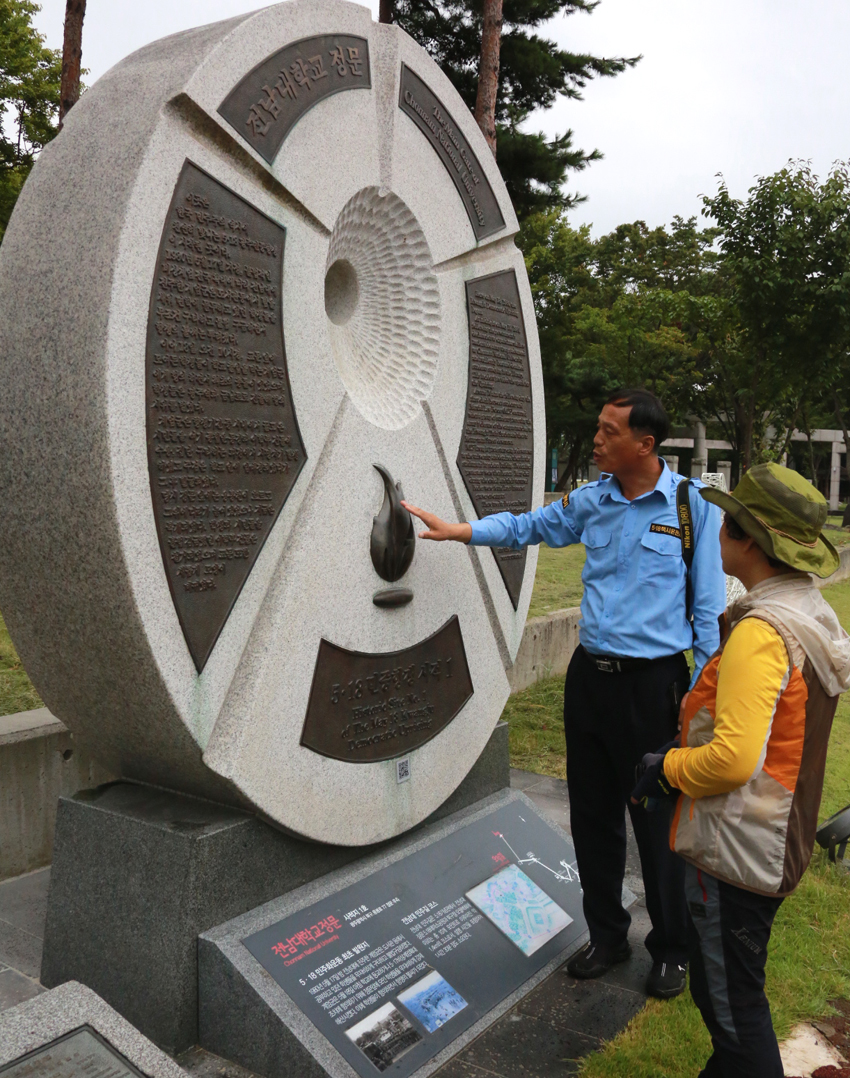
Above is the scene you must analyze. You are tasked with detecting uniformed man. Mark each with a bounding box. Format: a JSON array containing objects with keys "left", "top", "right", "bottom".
[{"left": 403, "top": 387, "right": 726, "bottom": 999}]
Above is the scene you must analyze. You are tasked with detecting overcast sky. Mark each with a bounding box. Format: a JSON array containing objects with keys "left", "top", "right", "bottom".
[{"left": 31, "top": 0, "right": 850, "bottom": 236}]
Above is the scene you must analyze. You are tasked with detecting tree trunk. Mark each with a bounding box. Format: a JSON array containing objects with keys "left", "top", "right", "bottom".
[
  {"left": 474, "top": 0, "right": 503, "bottom": 157},
  {"left": 58, "top": 0, "right": 86, "bottom": 129},
  {"left": 378, "top": 0, "right": 394, "bottom": 24}
]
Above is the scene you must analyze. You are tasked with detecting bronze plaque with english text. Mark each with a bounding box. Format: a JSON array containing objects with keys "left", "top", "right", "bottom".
[
  {"left": 457, "top": 270, "right": 534, "bottom": 608},
  {"left": 301, "top": 616, "right": 474, "bottom": 762}
]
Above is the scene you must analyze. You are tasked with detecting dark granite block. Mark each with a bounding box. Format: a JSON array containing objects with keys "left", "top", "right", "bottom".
[{"left": 41, "top": 726, "right": 510, "bottom": 1054}]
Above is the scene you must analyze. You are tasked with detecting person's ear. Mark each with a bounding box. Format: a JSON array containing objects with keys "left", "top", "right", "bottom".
[{"left": 637, "top": 433, "right": 655, "bottom": 458}]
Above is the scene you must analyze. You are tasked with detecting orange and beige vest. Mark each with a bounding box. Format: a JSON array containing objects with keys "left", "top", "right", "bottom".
[{"left": 670, "top": 610, "right": 837, "bottom": 896}]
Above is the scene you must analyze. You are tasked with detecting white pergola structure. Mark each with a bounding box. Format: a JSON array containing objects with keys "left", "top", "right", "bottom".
[{"left": 661, "top": 423, "right": 847, "bottom": 510}]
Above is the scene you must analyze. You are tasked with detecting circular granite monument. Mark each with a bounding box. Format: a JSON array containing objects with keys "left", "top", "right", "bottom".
[{"left": 0, "top": 0, "right": 544, "bottom": 845}]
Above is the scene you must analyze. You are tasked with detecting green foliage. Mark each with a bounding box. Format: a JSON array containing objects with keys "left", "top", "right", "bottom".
[
  {"left": 518, "top": 210, "right": 721, "bottom": 481},
  {"left": 394, "top": 0, "right": 639, "bottom": 217},
  {"left": 517, "top": 162, "right": 850, "bottom": 486},
  {"left": 699, "top": 162, "right": 850, "bottom": 475},
  {"left": 0, "top": 0, "right": 61, "bottom": 243}
]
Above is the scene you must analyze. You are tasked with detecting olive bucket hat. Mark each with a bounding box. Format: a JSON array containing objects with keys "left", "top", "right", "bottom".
[{"left": 699, "top": 462, "right": 839, "bottom": 578}]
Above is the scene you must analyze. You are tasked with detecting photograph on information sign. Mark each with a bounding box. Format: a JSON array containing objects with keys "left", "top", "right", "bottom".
[
  {"left": 345, "top": 1001, "right": 422, "bottom": 1072},
  {"left": 397, "top": 969, "right": 467, "bottom": 1033},
  {"left": 465, "top": 863, "right": 572, "bottom": 957}
]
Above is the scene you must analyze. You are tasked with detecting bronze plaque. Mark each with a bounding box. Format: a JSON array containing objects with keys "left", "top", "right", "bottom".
[
  {"left": 301, "top": 616, "right": 473, "bottom": 763},
  {"left": 398, "top": 65, "right": 505, "bottom": 242},
  {"left": 146, "top": 161, "right": 306, "bottom": 671},
  {"left": 219, "top": 35, "right": 371, "bottom": 164},
  {"left": 0, "top": 1026, "right": 145, "bottom": 1077},
  {"left": 457, "top": 270, "right": 534, "bottom": 608}
]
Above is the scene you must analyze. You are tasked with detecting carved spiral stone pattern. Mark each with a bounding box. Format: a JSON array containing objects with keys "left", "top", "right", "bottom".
[{"left": 325, "top": 187, "right": 440, "bottom": 430}]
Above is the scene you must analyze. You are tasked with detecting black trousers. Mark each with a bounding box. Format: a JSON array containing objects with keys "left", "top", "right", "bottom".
[
  {"left": 563, "top": 645, "right": 690, "bottom": 964},
  {"left": 686, "top": 864, "right": 784, "bottom": 1077}
]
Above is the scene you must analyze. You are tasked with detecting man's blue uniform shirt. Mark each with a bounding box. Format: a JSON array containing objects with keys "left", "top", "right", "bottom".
[{"left": 469, "top": 461, "right": 725, "bottom": 685}]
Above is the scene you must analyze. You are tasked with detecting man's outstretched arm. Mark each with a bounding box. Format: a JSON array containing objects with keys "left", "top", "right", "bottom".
[{"left": 403, "top": 499, "right": 584, "bottom": 549}]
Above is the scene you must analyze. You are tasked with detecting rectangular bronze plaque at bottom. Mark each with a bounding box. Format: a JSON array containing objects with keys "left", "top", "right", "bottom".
[
  {"left": 0, "top": 1026, "right": 146, "bottom": 1077},
  {"left": 300, "top": 616, "right": 473, "bottom": 763}
]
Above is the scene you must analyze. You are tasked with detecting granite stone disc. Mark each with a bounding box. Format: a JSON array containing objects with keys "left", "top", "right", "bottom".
[{"left": 0, "top": 0, "right": 544, "bottom": 845}]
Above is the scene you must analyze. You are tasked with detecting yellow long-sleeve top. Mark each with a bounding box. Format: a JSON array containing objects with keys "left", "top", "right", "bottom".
[{"left": 663, "top": 618, "right": 789, "bottom": 799}]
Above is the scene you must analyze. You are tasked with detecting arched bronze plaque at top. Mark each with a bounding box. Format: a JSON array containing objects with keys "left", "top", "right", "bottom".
[
  {"left": 398, "top": 64, "right": 505, "bottom": 242},
  {"left": 218, "top": 34, "right": 372, "bottom": 164},
  {"left": 145, "top": 160, "right": 307, "bottom": 671}
]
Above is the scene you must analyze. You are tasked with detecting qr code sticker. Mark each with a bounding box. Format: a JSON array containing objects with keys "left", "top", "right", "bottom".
[{"left": 396, "top": 757, "right": 411, "bottom": 784}]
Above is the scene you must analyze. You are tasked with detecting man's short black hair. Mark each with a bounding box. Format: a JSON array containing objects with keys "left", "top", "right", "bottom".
[{"left": 605, "top": 387, "right": 670, "bottom": 451}]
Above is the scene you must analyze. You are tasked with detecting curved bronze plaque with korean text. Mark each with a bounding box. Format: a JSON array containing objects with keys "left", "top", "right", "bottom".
[
  {"left": 219, "top": 35, "right": 371, "bottom": 164},
  {"left": 146, "top": 161, "right": 306, "bottom": 671},
  {"left": 398, "top": 65, "right": 505, "bottom": 242},
  {"left": 457, "top": 270, "right": 534, "bottom": 609},
  {"left": 301, "top": 616, "right": 474, "bottom": 763}
]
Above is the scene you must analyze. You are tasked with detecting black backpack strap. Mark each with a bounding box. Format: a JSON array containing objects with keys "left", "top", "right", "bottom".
[{"left": 676, "top": 478, "right": 696, "bottom": 620}]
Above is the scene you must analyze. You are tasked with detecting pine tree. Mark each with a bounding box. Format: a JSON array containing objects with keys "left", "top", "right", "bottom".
[{"left": 394, "top": 0, "right": 639, "bottom": 219}]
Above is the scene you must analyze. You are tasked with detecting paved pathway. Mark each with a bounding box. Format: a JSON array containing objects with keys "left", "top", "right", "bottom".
[{"left": 0, "top": 771, "right": 652, "bottom": 1076}]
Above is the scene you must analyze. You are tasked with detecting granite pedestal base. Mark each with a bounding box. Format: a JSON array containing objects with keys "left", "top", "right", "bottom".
[
  {"left": 40, "top": 723, "right": 509, "bottom": 1054},
  {"left": 198, "top": 789, "right": 588, "bottom": 1078}
]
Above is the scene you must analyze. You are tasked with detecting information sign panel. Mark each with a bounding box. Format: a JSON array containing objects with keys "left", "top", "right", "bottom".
[{"left": 243, "top": 802, "right": 584, "bottom": 1077}]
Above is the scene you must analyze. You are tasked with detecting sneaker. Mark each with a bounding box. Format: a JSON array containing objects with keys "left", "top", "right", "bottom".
[
  {"left": 565, "top": 940, "right": 632, "bottom": 979},
  {"left": 646, "top": 960, "right": 687, "bottom": 999}
]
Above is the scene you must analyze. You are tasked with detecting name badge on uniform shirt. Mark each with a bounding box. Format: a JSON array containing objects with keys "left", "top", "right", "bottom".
[{"left": 649, "top": 523, "right": 681, "bottom": 538}]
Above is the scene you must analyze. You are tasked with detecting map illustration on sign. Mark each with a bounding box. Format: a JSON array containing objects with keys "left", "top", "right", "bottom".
[
  {"left": 466, "top": 864, "right": 573, "bottom": 957},
  {"left": 345, "top": 1002, "right": 422, "bottom": 1072},
  {"left": 397, "top": 970, "right": 467, "bottom": 1033}
]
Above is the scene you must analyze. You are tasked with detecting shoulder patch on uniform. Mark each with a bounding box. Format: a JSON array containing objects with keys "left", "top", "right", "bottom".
[
  {"left": 650, "top": 523, "right": 681, "bottom": 538},
  {"left": 561, "top": 491, "right": 569, "bottom": 509}
]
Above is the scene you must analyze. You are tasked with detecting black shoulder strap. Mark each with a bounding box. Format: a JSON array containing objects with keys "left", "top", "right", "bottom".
[
  {"left": 676, "top": 478, "right": 695, "bottom": 570},
  {"left": 676, "top": 478, "right": 695, "bottom": 620}
]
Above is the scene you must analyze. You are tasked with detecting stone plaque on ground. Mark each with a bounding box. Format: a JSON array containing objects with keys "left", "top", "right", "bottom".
[
  {"left": 200, "top": 792, "right": 588, "bottom": 1078},
  {"left": 0, "top": 1027, "right": 145, "bottom": 1077},
  {"left": 0, "top": 0, "right": 544, "bottom": 845},
  {"left": 0, "top": 983, "right": 186, "bottom": 1078}
]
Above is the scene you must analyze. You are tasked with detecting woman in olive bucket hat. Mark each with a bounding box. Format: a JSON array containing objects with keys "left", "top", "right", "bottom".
[{"left": 631, "top": 463, "right": 850, "bottom": 1077}]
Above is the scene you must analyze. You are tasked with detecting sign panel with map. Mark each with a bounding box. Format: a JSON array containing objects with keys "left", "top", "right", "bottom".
[{"left": 242, "top": 801, "right": 586, "bottom": 1078}]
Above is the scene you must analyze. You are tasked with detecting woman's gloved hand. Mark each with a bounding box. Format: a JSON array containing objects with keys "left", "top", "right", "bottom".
[{"left": 630, "top": 748, "right": 680, "bottom": 811}]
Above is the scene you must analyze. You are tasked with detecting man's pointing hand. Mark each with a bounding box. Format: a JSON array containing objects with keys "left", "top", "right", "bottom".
[{"left": 401, "top": 502, "right": 472, "bottom": 543}]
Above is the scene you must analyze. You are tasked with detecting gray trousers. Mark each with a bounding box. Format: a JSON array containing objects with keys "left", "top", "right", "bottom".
[{"left": 686, "top": 862, "right": 784, "bottom": 1077}]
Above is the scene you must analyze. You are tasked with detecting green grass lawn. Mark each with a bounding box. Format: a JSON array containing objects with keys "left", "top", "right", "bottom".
[
  {"left": 0, "top": 611, "right": 43, "bottom": 716},
  {"left": 528, "top": 543, "right": 586, "bottom": 618}
]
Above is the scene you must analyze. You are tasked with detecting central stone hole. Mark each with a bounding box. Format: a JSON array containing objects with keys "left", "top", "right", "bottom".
[{"left": 324, "top": 258, "right": 359, "bottom": 326}]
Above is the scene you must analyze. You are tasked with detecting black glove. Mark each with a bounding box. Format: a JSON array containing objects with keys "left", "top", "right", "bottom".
[{"left": 631, "top": 750, "right": 680, "bottom": 812}]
